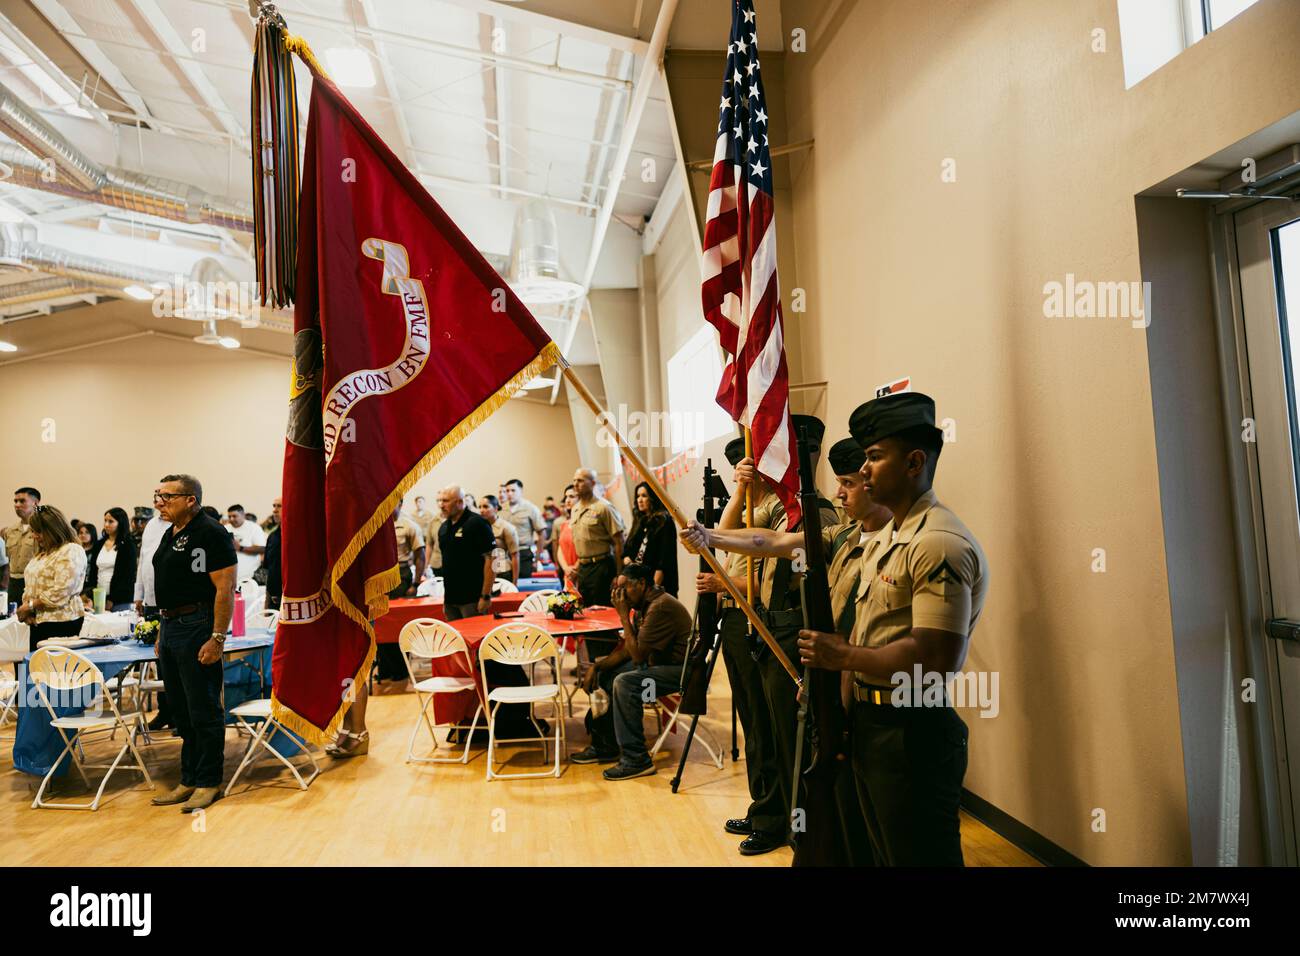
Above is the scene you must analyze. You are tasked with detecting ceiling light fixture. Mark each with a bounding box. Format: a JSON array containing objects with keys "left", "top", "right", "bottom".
[
  {"left": 0, "top": 340, "right": 16, "bottom": 352},
  {"left": 122, "top": 285, "right": 154, "bottom": 300},
  {"left": 218, "top": 335, "right": 241, "bottom": 349},
  {"left": 324, "top": 48, "right": 376, "bottom": 88}
]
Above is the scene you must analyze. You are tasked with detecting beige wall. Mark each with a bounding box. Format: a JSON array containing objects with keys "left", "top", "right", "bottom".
[
  {"left": 0, "top": 302, "right": 581, "bottom": 527},
  {"left": 762, "top": 0, "right": 1300, "bottom": 864}
]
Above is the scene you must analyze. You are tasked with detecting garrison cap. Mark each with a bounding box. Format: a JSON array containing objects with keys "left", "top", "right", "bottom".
[
  {"left": 724, "top": 437, "right": 747, "bottom": 467},
  {"left": 133, "top": 506, "right": 155, "bottom": 520},
  {"left": 827, "top": 437, "right": 866, "bottom": 475},
  {"left": 849, "top": 392, "right": 943, "bottom": 449},
  {"left": 791, "top": 414, "right": 826, "bottom": 453}
]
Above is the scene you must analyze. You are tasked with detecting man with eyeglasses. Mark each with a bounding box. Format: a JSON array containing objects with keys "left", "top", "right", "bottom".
[{"left": 148, "top": 474, "right": 238, "bottom": 814}]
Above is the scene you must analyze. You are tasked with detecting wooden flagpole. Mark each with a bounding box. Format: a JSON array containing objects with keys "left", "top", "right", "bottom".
[{"left": 561, "top": 364, "right": 800, "bottom": 685}]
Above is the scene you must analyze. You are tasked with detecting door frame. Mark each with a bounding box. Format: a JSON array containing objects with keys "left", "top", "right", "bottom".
[{"left": 1210, "top": 200, "right": 1299, "bottom": 865}]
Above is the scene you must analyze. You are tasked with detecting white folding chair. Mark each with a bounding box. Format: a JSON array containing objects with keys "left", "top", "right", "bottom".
[
  {"left": 249, "top": 608, "right": 280, "bottom": 630},
  {"left": 516, "top": 590, "right": 580, "bottom": 711},
  {"left": 518, "top": 590, "right": 559, "bottom": 614},
  {"left": 0, "top": 675, "right": 18, "bottom": 730},
  {"left": 224, "top": 699, "right": 319, "bottom": 796},
  {"left": 399, "top": 618, "right": 485, "bottom": 764},
  {"left": 491, "top": 578, "right": 518, "bottom": 594},
  {"left": 478, "top": 623, "right": 564, "bottom": 780},
  {"left": 648, "top": 692, "right": 724, "bottom": 770},
  {"left": 29, "top": 648, "right": 154, "bottom": 810}
]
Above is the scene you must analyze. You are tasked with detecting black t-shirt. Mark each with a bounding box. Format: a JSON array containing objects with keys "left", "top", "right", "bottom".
[
  {"left": 153, "top": 510, "right": 238, "bottom": 608},
  {"left": 264, "top": 526, "right": 282, "bottom": 601},
  {"left": 437, "top": 509, "right": 495, "bottom": 604}
]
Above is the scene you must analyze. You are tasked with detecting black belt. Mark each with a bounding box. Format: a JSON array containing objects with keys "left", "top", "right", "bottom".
[
  {"left": 159, "top": 603, "right": 210, "bottom": 619},
  {"left": 578, "top": 555, "right": 610, "bottom": 565},
  {"left": 852, "top": 681, "right": 895, "bottom": 705}
]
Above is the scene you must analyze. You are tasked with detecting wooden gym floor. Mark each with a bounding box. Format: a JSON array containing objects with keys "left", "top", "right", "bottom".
[{"left": 1, "top": 663, "right": 1038, "bottom": 867}]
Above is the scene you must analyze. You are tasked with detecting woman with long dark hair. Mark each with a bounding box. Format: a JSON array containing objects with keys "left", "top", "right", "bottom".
[
  {"left": 86, "top": 507, "right": 137, "bottom": 611},
  {"left": 77, "top": 522, "right": 97, "bottom": 558},
  {"left": 623, "top": 481, "right": 678, "bottom": 596},
  {"left": 16, "top": 505, "right": 86, "bottom": 651}
]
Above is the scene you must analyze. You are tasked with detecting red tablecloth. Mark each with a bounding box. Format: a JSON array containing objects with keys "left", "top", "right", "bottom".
[
  {"left": 375, "top": 593, "right": 528, "bottom": 644},
  {"left": 424, "top": 608, "right": 623, "bottom": 725}
]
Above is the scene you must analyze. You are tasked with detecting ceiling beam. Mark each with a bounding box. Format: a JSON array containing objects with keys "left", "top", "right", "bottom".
[
  {"left": 358, "top": 0, "right": 419, "bottom": 171},
  {"left": 25, "top": 0, "right": 153, "bottom": 122},
  {"left": 549, "top": 0, "right": 678, "bottom": 404},
  {"left": 126, "top": 0, "right": 247, "bottom": 145},
  {"left": 492, "top": 17, "right": 511, "bottom": 200},
  {"left": 0, "top": 10, "right": 112, "bottom": 128},
  {"left": 434, "top": 0, "right": 650, "bottom": 57}
]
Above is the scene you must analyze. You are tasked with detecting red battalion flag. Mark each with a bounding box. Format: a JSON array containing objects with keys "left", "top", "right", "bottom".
[
  {"left": 271, "top": 73, "right": 559, "bottom": 741},
  {"left": 700, "top": 0, "right": 801, "bottom": 528}
]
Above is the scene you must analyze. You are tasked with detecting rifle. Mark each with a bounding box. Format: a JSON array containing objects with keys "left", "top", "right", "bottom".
[
  {"left": 670, "top": 460, "right": 729, "bottom": 792},
  {"left": 790, "top": 425, "right": 850, "bottom": 866}
]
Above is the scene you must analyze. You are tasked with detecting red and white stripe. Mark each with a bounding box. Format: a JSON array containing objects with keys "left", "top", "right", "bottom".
[{"left": 701, "top": 135, "right": 801, "bottom": 527}]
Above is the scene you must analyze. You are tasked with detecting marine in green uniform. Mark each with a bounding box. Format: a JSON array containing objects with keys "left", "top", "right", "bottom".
[
  {"left": 711, "top": 416, "right": 838, "bottom": 853},
  {"left": 696, "top": 437, "right": 785, "bottom": 854},
  {"left": 683, "top": 436, "right": 892, "bottom": 865},
  {"left": 797, "top": 392, "right": 988, "bottom": 867}
]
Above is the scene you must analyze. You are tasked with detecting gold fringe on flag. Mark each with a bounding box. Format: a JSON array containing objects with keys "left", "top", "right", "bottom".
[{"left": 270, "top": 341, "right": 564, "bottom": 745}]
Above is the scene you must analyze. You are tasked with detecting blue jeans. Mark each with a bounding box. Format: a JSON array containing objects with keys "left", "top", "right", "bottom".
[
  {"left": 610, "top": 662, "right": 683, "bottom": 768},
  {"left": 157, "top": 608, "right": 225, "bottom": 788}
]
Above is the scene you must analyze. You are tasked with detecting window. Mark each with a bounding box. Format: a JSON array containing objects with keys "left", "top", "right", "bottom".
[
  {"left": 1118, "top": 0, "right": 1263, "bottom": 88},
  {"left": 665, "top": 326, "right": 735, "bottom": 454}
]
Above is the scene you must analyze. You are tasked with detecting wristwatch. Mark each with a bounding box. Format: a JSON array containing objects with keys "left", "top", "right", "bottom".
[{"left": 211, "top": 631, "right": 227, "bottom": 645}]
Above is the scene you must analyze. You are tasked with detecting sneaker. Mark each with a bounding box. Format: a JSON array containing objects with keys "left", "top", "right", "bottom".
[
  {"left": 570, "top": 746, "right": 618, "bottom": 764},
  {"left": 602, "top": 761, "right": 656, "bottom": 781}
]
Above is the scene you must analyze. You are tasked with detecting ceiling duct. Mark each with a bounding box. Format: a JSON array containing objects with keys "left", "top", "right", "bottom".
[
  {"left": 509, "top": 199, "right": 583, "bottom": 304},
  {"left": 0, "top": 222, "right": 171, "bottom": 287},
  {"left": 0, "top": 275, "right": 112, "bottom": 306},
  {"left": 0, "top": 82, "right": 253, "bottom": 231}
]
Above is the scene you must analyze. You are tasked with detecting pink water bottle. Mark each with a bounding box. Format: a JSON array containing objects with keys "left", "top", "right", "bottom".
[{"left": 231, "top": 590, "right": 246, "bottom": 638}]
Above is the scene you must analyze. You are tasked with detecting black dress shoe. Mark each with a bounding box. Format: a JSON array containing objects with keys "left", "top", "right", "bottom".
[
  {"left": 570, "top": 746, "right": 619, "bottom": 764},
  {"left": 724, "top": 817, "right": 754, "bottom": 835},
  {"left": 147, "top": 715, "right": 172, "bottom": 732},
  {"left": 738, "top": 832, "right": 785, "bottom": 856}
]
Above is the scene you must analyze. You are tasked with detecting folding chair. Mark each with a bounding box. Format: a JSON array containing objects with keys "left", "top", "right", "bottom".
[
  {"left": 648, "top": 692, "right": 725, "bottom": 770},
  {"left": 492, "top": 578, "right": 519, "bottom": 594},
  {"left": 517, "top": 590, "right": 580, "bottom": 713},
  {"left": 0, "top": 675, "right": 17, "bottom": 729},
  {"left": 249, "top": 609, "right": 280, "bottom": 631},
  {"left": 224, "top": 699, "right": 319, "bottom": 796},
  {"left": 29, "top": 648, "right": 154, "bottom": 810},
  {"left": 479, "top": 623, "right": 564, "bottom": 780},
  {"left": 398, "top": 618, "right": 485, "bottom": 764}
]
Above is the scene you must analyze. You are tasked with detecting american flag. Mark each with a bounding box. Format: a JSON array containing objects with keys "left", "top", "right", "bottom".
[{"left": 700, "top": 0, "right": 800, "bottom": 528}]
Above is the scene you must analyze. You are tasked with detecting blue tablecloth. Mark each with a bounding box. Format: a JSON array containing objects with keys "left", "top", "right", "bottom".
[
  {"left": 515, "top": 577, "right": 561, "bottom": 592},
  {"left": 13, "top": 629, "right": 277, "bottom": 777}
]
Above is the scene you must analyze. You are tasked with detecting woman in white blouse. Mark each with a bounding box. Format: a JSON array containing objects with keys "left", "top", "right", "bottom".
[
  {"left": 86, "top": 507, "right": 137, "bottom": 611},
  {"left": 16, "top": 505, "right": 86, "bottom": 651}
]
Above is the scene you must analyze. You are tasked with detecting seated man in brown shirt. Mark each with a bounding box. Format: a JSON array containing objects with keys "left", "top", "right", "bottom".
[{"left": 573, "top": 562, "right": 691, "bottom": 780}]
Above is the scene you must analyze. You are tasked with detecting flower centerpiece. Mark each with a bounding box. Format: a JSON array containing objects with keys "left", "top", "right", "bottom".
[
  {"left": 547, "top": 591, "right": 583, "bottom": 620},
  {"left": 134, "top": 618, "right": 161, "bottom": 646}
]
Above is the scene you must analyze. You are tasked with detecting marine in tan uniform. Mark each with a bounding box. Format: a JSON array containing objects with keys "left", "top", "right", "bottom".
[
  {"left": 797, "top": 392, "right": 988, "bottom": 867},
  {"left": 2, "top": 487, "right": 40, "bottom": 604},
  {"left": 569, "top": 467, "right": 625, "bottom": 656},
  {"left": 410, "top": 496, "right": 443, "bottom": 571},
  {"left": 478, "top": 494, "right": 521, "bottom": 582},
  {"left": 684, "top": 436, "right": 892, "bottom": 865}
]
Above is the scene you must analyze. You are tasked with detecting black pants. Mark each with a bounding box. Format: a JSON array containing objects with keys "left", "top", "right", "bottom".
[
  {"left": 850, "top": 701, "right": 968, "bottom": 866},
  {"left": 157, "top": 608, "right": 225, "bottom": 788},
  {"left": 30, "top": 616, "right": 83, "bottom": 652},
  {"left": 576, "top": 556, "right": 619, "bottom": 659},
  {"left": 756, "top": 620, "right": 806, "bottom": 841},
  {"left": 376, "top": 565, "right": 414, "bottom": 681},
  {"left": 720, "top": 608, "right": 785, "bottom": 836},
  {"left": 517, "top": 548, "right": 534, "bottom": 579},
  {"left": 141, "top": 605, "right": 171, "bottom": 725}
]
